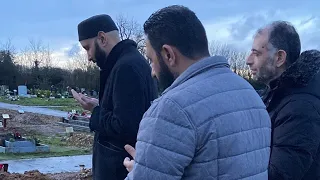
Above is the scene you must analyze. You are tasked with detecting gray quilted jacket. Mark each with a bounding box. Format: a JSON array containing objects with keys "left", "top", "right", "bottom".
[{"left": 126, "top": 56, "right": 271, "bottom": 180}]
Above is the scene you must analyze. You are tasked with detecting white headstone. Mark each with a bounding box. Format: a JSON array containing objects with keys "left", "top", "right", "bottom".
[
  {"left": 2, "top": 114, "right": 9, "bottom": 119},
  {"left": 66, "top": 127, "right": 74, "bottom": 133}
]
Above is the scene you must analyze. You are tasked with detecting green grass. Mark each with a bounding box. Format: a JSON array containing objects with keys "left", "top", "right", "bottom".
[
  {"left": 0, "top": 134, "right": 92, "bottom": 161},
  {"left": 0, "top": 96, "right": 83, "bottom": 112},
  {"left": 0, "top": 97, "right": 77, "bottom": 106}
]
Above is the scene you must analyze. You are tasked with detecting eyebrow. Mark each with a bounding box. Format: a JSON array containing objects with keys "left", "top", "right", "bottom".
[
  {"left": 251, "top": 48, "right": 261, "bottom": 53},
  {"left": 82, "top": 45, "right": 89, "bottom": 50}
]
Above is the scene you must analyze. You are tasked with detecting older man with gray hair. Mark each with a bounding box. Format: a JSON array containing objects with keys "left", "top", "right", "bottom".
[{"left": 247, "top": 21, "right": 320, "bottom": 180}]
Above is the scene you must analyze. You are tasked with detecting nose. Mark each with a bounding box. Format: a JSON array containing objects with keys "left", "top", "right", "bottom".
[
  {"left": 87, "top": 54, "right": 92, "bottom": 62},
  {"left": 246, "top": 55, "right": 253, "bottom": 66}
]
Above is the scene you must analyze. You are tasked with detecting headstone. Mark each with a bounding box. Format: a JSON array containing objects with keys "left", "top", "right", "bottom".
[
  {"left": 66, "top": 127, "right": 74, "bottom": 133},
  {"left": 2, "top": 114, "right": 9, "bottom": 119},
  {"left": 66, "top": 127, "right": 74, "bottom": 136},
  {"left": 18, "top": 86, "right": 27, "bottom": 96},
  {"left": 1, "top": 114, "right": 9, "bottom": 128}
]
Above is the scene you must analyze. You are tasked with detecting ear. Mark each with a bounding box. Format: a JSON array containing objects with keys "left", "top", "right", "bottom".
[
  {"left": 97, "top": 31, "right": 107, "bottom": 47},
  {"left": 275, "top": 50, "right": 287, "bottom": 67},
  {"left": 160, "top": 45, "right": 176, "bottom": 67}
]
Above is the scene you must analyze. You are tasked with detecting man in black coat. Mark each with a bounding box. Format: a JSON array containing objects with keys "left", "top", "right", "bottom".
[
  {"left": 73, "top": 14, "right": 157, "bottom": 180},
  {"left": 247, "top": 20, "right": 320, "bottom": 180}
]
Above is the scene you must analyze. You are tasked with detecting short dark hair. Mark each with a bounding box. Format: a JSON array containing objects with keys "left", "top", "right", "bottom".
[
  {"left": 262, "top": 21, "right": 301, "bottom": 66},
  {"left": 143, "top": 5, "right": 210, "bottom": 59}
]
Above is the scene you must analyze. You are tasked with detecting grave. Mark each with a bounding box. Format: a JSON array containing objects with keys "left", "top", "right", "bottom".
[
  {"left": 0, "top": 133, "right": 50, "bottom": 153},
  {"left": 57, "top": 110, "right": 91, "bottom": 132}
]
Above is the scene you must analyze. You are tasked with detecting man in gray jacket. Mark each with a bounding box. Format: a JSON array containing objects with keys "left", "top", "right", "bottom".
[{"left": 124, "top": 5, "right": 271, "bottom": 179}]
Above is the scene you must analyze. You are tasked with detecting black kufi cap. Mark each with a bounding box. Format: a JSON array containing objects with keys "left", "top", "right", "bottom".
[{"left": 77, "top": 14, "right": 118, "bottom": 41}]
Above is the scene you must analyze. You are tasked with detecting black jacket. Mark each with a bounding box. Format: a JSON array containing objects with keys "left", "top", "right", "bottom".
[
  {"left": 89, "top": 39, "right": 157, "bottom": 180},
  {"left": 261, "top": 50, "right": 320, "bottom": 180}
]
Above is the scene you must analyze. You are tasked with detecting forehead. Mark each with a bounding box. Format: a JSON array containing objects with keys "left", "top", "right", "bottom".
[
  {"left": 80, "top": 38, "right": 95, "bottom": 48},
  {"left": 252, "top": 29, "right": 269, "bottom": 52}
]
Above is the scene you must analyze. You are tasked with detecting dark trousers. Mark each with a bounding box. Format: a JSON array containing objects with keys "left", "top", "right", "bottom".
[{"left": 92, "top": 140, "right": 129, "bottom": 180}]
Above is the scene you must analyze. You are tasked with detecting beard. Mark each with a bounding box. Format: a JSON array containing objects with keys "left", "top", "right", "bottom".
[
  {"left": 157, "top": 56, "right": 175, "bottom": 94},
  {"left": 255, "top": 57, "right": 277, "bottom": 84},
  {"left": 94, "top": 40, "right": 107, "bottom": 68}
]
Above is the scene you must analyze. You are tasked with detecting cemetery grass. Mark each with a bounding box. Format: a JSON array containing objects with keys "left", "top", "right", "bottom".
[
  {"left": 0, "top": 109, "right": 93, "bottom": 160},
  {"left": 0, "top": 135, "right": 92, "bottom": 161}
]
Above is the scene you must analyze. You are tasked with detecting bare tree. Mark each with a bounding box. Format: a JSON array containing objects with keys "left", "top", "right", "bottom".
[
  {"left": 115, "top": 14, "right": 146, "bottom": 55},
  {"left": 209, "top": 40, "right": 250, "bottom": 78},
  {"left": 16, "top": 39, "right": 53, "bottom": 68},
  {"left": 66, "top": 45, "right": 95, "bottom": 71},
  {"left": 1, "top": 38, "right": 15, "bottom": 53}
]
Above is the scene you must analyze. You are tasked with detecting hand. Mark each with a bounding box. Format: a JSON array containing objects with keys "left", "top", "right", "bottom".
[
  {"left": 123, "top": 144, "right": 136, "bottom": 172},
  {"left": 71, "top": 89, "right": 98, "bottom": 112}
]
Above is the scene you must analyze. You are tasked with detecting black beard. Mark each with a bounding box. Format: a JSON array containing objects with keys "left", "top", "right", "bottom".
[
  {"left": 94, "top": 40, "right": 107, "bottom": 68},
  {"left": 157, "top": 56, "right": 175, "bottom": 94}
]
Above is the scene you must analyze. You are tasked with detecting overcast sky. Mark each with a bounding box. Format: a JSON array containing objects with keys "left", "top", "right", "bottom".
[{"left": 1, "top": 0, "right": 319, "bottom": 67}]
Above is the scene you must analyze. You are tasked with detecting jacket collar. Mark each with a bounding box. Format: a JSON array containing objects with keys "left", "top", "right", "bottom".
[
  {"left": 100, "top": 39, "right": 137, "bottom": 71},
  {"left": 162, "top": 56, "right": 229, "bottom": 95},
  {"left": 270, "top": 50, "right": 320, "bottom": 90}
]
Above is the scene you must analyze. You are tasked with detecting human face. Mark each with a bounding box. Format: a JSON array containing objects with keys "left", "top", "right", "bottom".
[
  {"left": 146, "top": 39, "right": 174, "bottom": 93},
  {"left": 246, "top": 31, "right": 277, "bottom": 84},
  {"left": 80, "top": 38, "right": 106, "bottom": 67}
]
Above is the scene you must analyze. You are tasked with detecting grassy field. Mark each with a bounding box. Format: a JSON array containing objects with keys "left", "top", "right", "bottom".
[
  {"left": 0, "top": 135, "right": 92, "bottom": 161},
  {"left": 0, "top": 97, "right": 83, "bottom": 112}
]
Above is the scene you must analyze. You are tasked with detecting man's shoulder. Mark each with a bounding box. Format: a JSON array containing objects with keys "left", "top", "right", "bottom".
[
  {"left": 165, "top": 69, "right": 256, "bottom": 105},
  {"left": 115, "top": 51, "right": 150, "bottom": 73},
  {"left": 274, "top": 93, "right": 320, "bottom": 121},
  {"left": 118, "top": 48, "right": 147, "bottom": 64}
]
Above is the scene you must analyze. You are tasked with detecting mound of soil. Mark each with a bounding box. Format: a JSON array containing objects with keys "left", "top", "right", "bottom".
[
  {"left": 0, "top": 169, "right": 92, "bottom": 180},
  {"left": 66, "top": 133, "right": 94, "bottom": 148},
  {"left": 0, "top": 109, "right": 65, "bottom": 136},
  {"left": 0, "top": 170, "right": 51, "bottom": 180}
]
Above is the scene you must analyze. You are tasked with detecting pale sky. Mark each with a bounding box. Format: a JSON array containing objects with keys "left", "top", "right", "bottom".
[{"left": 1, "top": 0, "right": 319, "bottom": 67}]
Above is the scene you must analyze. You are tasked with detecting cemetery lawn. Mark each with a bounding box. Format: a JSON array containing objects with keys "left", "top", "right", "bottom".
[
  {"left": 0, "top": 109, "right": 93, "bottom": 160},
  {"left": 0, "top": 135, "right": 92, "bottom": 161},
  {"left": 0, "top": 97, "right": 83, "bottom": 112}
]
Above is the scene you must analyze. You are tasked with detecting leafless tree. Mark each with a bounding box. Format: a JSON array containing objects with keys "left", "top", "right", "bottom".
[
  {"left": 16, "top": 39, "right": 53, "bottom": 68},
  {"left": 0, "top": 38, "right": 15, "bottom": 53},
  {"left": 115, "top": 14, "right": 146, "bottom": 56},
  {"left": 209, "top": 40, "right": 251, "bottom": 78}
]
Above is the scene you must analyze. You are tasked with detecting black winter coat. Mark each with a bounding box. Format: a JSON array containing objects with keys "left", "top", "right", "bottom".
[
  {"left": 89, "top": 39, "right": 157, "bottom": 180},
  {"left": 261, "top": 50, "right": 320, "bottom": 180}
]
